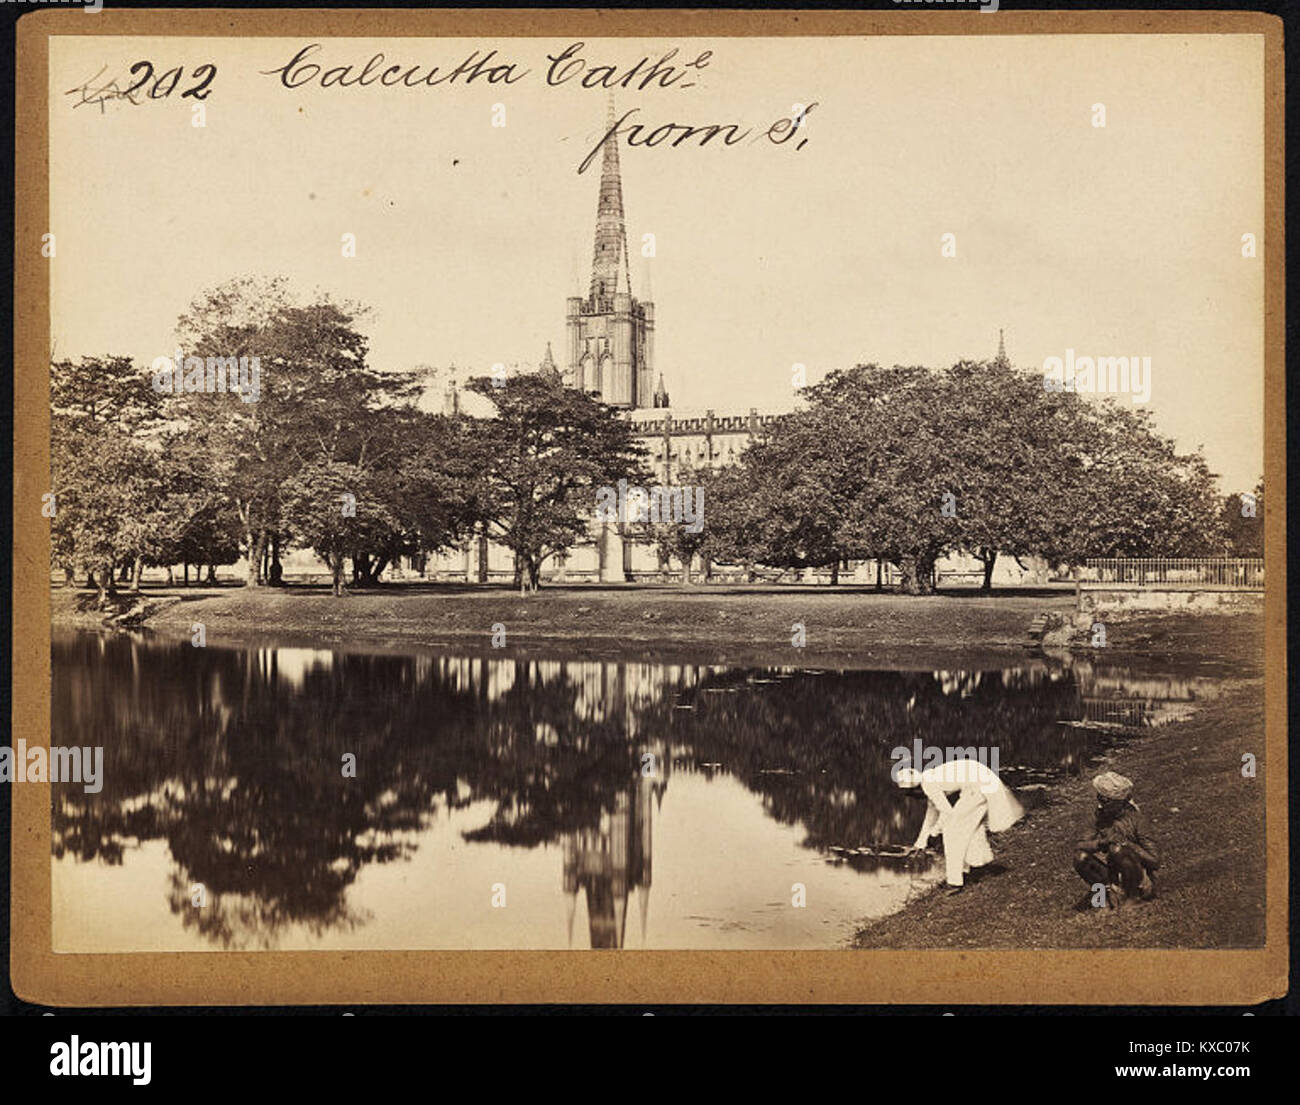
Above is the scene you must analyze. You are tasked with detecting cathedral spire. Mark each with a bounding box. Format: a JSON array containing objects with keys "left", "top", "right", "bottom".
[
  {"left": 590, "top": 93, "right": 632, "bottom": 304},
  {"left": 443, "top": 362, "right": 460, "bottom": 415},
  {"left": 995, "top": 328, "right": 1009, "bottom": 367},
  {"left": 653, "top": 372, "right": 670, "bottom": 408},
  {"left": 566, "top": 97, "right": 653, "bottom": 409},
  {"left": 539, "top": 341, "right": 560, "bottom": 382}
]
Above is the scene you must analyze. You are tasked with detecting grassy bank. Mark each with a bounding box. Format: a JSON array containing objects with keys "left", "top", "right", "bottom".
[
  {"left": 854, "top": 611, "right": 1266, "bottom": 949},
  {"left": 55, "top": 581, "right": 1086, "bottom": 668}
]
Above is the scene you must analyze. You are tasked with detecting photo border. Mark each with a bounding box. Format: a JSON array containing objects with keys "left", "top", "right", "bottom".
[{"left": 11, "top": 6, "right": 1287, "bottom": 1006}]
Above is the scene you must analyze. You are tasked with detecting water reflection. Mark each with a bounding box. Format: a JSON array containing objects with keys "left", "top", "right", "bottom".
[{"left": 50, "top": 632, "right": 1224, "bottom": 951}]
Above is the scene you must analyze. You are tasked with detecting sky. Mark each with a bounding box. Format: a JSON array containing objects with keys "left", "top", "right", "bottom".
[{"left": 49, "top": 32, "right": 1265, "bottom": 491}]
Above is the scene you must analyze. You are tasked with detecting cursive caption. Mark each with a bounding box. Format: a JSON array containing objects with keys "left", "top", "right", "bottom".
[{"left": 70, "top": 41, "right": 819, "bottom": 172}]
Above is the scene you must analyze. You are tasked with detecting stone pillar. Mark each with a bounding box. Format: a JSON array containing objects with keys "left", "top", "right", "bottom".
[
  {"left": 662, "top": 413, "right": 673, "bottom": 485},
  {"left": 599, "top": 523, "right": 624, "bottom": 584},
  {"left": 641, "top": 301, "right": 655, "bottom": 410},
  {"left": 567, "top": 296, "right": 584, "bottom": 389},
  {"left": 612, "top": 292, "right": 633, "bottom": 406}
]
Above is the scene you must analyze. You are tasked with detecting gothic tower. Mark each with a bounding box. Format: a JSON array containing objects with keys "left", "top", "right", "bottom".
[
  {"left": 566, "top": 99, "right": 655, "bottom": 409},
  {"left": 539, "top": 341, "right": 561, "bottom": 383}
]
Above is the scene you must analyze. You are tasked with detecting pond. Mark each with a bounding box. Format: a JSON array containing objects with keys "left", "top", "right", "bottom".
[{"left": 50, "top": 630, "right": 1224, "bottom": 951}]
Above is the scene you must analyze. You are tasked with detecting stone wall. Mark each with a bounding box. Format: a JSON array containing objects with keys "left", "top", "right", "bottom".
[{"left": 1080, "top": 587, "right": 1264, "bottom": 614}]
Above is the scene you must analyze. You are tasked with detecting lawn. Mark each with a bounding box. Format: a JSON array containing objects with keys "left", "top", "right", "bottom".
[{"left": 83, "top": 580, "right": 1085, "bottom": 668}]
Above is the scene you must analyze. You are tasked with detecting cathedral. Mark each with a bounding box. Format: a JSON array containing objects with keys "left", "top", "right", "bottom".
[
  {"left": 434, "top": 101, "right": 782, "bottom": 584},
  {"left": 428, "top": 106, "right": 1030, "bottom": 588}
]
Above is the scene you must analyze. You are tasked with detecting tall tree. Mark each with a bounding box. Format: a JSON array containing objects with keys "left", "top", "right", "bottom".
[
  {"left": 1219, "top": 479, "right": 1264, "bottom": 558},
  {"left": 463, "top": 373, "right": 649, "bottom": 590},
  {"left": 279, "top": 461, "right": 400, "bottom": 596},
  {"left": 50, "top": 355, "right": 166, "bottom": 600},
  {"left": 170, "top": 277, "right": 396, "bottom": 586},
  {"left": 1040, "top": 398, "right": 1226, "bottom": 563},
  {"left": 628, "top": 459, "right": 715, "bottom": 584},
  {"left": 340, "top": 405, "right": 483, "bottom": 585},
  {"left": 811, "top": 364, "right": 957, "bottom": 594},
  {"left": 714, "top": 360, "right": 1227, "bottom": 593},
  {"left": 941, "top": 360, "right": 1070, "bottom": 591}
]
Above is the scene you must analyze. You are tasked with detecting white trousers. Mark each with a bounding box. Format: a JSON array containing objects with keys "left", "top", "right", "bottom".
[{"left": 942, "top": 787, "right": 994, "bottom": 886}]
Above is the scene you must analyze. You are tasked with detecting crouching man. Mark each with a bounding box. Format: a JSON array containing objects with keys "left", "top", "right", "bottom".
[{"left": 1074, "top": 771, "right": 1160, "bottom": 908}]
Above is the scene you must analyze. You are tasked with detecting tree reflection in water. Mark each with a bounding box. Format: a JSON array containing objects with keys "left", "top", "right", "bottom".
[{"left": 51, "top": 631, "right": 1221, "bottom": 949}]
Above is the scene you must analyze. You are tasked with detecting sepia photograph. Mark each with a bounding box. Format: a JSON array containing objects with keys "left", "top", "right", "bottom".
[{"left": 8, "top": 7, "right": 1285, "bottom": 1010}]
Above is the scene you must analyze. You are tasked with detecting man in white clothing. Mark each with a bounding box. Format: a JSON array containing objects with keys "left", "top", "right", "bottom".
[{"left": 896, "top": 758, "right": 1024, "bottom": 894}]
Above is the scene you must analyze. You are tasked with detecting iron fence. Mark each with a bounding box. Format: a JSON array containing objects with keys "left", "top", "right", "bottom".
[{"left": 1082, "top": 557, "right": 1263, "bottom": 589}]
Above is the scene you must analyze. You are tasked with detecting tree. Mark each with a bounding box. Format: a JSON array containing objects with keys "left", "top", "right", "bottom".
[
  {"left": 463, "top": 373, "right": 649, "bottom": 590},
  {"left": 53, "top": 429, "right": 163, "bottom": 602},
  {"left": 51, "top": 353, "right": 161, "bottom": 431},
  {"left": 691, "top": 459, "right": 764, "bottom": 578},
  {"left": 629, "top": 460, "right": 715, "bottom": 584},
  {"left": 50, "top": 356, "right": 166, "bottom": 600},
  {"left": 798, "top": 364, "right": 957, "bottom": 594},
  {"left": 941, "top": 360, "right": 1074, "bottom": 591},
  {"left": 280, "top": 461, "right": 400, "bottom": 596},
  {"left": 54, "top": 279, "right": 479, "bottom": 598},
  {"left": 719, "top": 411, "right": 852, "bottom": 581},
  {"left": 1039, "top": 399, "right": 1226, "bottom": 563},
  {"left": 170, "top": 277, "right": 398, "bottom": 587},
  {"left": 1220, "top": 479, "right": 1264, "bottom": 557},
  {"left": 340, "top": 405, "right": 482, "bottom": 585},
  {"left": 712, "top": 359, "right": 1227, "bottom": 594}
]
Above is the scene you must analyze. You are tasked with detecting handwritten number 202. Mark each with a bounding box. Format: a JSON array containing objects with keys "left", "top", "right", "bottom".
[{"left": 126, "top": 62, "right": 216, "bottom": 101}]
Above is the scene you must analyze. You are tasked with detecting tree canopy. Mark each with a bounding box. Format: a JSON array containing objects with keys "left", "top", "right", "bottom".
[
  {"left": 698, "top": 361, "right": 1227, "bottom": 592},
  {"left": 51, "top": 278, "right": 1235, "bottom": 599}
]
